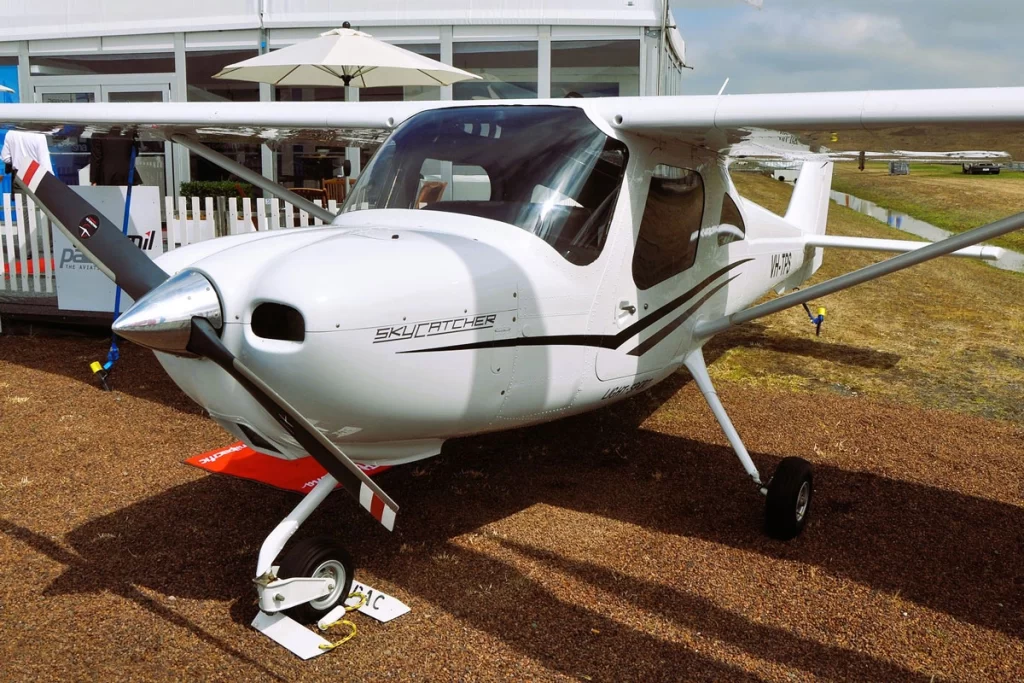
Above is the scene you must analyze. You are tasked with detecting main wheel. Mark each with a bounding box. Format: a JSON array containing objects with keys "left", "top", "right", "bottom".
[
  {"left": 764, "top": 457, "right": 813, "bottom": 540},
  {"left": 277, "top": 536, "right": 355, "bottom": 623}
]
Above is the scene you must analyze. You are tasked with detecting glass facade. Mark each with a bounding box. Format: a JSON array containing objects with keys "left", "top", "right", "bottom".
[
  {"left": 31, "top": 53, "right": 175, "bottom": 77},
  {"left": 453, "top": 41, "right": 538, "bottom": 100},
  {"left": 186, "top": 50, "right": 261, "bottom": 184},
  {"left": 275, "top": 44, "right": 443, "bottom": 187},
  {"left": 551, "top": 40, "right": 640, "bottom": 98},
  {"left": 9, "top": 23, "right": 685, "bottom": 194}
]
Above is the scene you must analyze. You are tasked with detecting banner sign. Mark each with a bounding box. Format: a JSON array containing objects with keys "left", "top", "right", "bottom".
[{"left": 53, "top": 185, "right": 163, "bottom": 312}]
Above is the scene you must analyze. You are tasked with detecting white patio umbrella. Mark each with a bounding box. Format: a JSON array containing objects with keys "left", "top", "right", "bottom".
[{"left": 213, "top": 25, "right": 479, "bottom": 88}]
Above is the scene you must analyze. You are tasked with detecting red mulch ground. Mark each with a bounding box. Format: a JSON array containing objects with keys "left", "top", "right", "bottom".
[{"left": 1, "top": 335, "right": 1022, "bottom": 681}]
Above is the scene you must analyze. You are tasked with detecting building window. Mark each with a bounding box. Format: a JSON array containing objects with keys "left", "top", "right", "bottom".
[
  {"left": 186, "top": 50, "right": 258, "bottom": 103},
  {"left": 633, "top": 165, "right": 705, "bottom": 290},
  {"left": 452, "top": 41, "right": 538, "bottom": 100},
  {"left": 551, "top": 40, "right": 640, "bottom": 98},
  {"left": 718, "top": 193, "right": 746, "bottom": 246},
  {"left": 186, "top": 50, "right": 260, "bottom": 183},
  {"left": 274, "top": 86, "right": 347, "bottom": 188},
  {"left": 361, "top": 44, "right": 442, "bottom": 104},
  {"left": 272, "top": 43, "right": 443, "bottom": 186},
  {"left": 30, "top": 53, "right": 174, "bottom": 77},
  {"left": 0, "top": 57, "right": 19, "bottom": 103}
]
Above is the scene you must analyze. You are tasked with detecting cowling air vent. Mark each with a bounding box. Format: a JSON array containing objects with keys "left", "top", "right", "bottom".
[{"left": 251, "top": 302, "right": 305, "bottom": 342}]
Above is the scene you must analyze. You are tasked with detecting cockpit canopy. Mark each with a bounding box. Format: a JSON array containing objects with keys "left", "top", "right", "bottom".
[{"left": 342, "top": 105, "right": 629, "bottom": 265}]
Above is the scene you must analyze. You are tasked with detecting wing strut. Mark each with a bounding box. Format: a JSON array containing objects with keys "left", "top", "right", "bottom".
[
  {"left": 695, "top": 209, "right": 1024, "bottom": 338},
  {"left": 170, "top": 134, "right": 335, "bottom": 224}
]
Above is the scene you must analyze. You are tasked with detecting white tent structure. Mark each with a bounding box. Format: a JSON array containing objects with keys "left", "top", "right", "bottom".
[{"left": 214, "top": 27, "right": 479, "bottom": 88}]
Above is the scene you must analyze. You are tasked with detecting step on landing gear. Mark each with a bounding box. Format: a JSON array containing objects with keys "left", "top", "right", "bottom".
[
  {"left": 253, "top": 473, "right": 357, "bottom": 622},
  {"left": 684, "top": 348, "right": 814, "bottom": 539}
]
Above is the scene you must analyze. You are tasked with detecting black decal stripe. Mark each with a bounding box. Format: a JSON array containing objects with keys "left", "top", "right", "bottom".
[
  {"left": 399, "top": 332, "right": 611, "bottom": 354},
  {"left": 400, "top": 258, "right": 753, "bottom": 355},
  {"left": 626, "top": 276, "right": 738, "bottom": 357},
  {"left": 609, "top": 259, "right": 752, "bottom": 347}
]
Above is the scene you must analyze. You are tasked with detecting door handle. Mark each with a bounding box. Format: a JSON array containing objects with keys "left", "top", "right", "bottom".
[{"left": 619, "top": 300, "right": 637, "bottom": 315}]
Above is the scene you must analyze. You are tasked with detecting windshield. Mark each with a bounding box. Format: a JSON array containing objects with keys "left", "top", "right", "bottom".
[{"left": 342, "top": 106, "right": 628, "bottom": 265}]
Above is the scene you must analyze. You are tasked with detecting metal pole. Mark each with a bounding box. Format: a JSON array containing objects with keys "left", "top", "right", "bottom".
[
  {"left": 695, "top": 209, "right": 1024, "bottom": 338},
  {"left": 170, "top": 134, "right": 335, "bottom": 224},
  {"left": 214, "top": 196, "right": 229, "bottom": 238},
  {"left": 656, "top": 0, "right": 668, "bottom": 96}
]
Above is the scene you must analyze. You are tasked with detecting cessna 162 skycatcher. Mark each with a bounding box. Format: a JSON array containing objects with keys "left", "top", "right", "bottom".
[{"left": 4, "top": 86, "right": 1024, "bottom": 622}]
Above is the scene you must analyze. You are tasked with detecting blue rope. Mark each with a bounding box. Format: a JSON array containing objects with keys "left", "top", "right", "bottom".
[{"left": 105, "top": 142, "right": 138, "bottom": 371}]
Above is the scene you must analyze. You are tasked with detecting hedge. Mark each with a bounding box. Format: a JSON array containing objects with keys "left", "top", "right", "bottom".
[{"left": 179, "top": 180, "right": 256, "bottom": 199}]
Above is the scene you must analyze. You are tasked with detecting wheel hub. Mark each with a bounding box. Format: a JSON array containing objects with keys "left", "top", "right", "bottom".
[
  {"left": 794, "top": 480, "right": 810, "bottom": 522},
  {"left": 309, "top": 559, "right": 347, "bottom": 610}
]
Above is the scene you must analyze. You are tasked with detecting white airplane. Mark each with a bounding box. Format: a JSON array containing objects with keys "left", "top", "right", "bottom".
[{"left": 4, "top": 86, "right": 1024, "bottom": 623}]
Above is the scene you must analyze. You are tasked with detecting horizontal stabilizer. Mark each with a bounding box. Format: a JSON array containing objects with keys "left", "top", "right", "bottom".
[{"left": 802, "top": 234, "right": 1004, "bottom": 261}]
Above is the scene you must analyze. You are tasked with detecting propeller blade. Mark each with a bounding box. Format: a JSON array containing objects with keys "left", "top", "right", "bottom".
[
  {"left": 14, "top": 161, "right": 168, "bottom": 301},
  {"left": 187, "top": 317, "right": 399, "bottom": 531}
]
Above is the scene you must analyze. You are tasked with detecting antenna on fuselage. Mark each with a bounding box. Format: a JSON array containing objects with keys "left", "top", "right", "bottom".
[{"left": 717, "top": 78, "right": 730, "bottom": 97}]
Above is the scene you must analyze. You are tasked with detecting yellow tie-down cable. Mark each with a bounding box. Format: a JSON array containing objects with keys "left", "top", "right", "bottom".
[{"left": 318, "top": 592, "right": 366, "bottom": 651}]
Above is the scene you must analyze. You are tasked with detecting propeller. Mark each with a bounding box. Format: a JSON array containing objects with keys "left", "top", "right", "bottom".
[
  {"left": 17, "top": 160, "right": 168, "bottom": 299},
  {"left": 14, "top": 161, "right": 398, "bottom": 530}
]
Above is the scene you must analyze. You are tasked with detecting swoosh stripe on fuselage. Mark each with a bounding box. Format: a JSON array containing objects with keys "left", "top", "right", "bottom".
[
  {"left": 398, "top": 258, "right": 753, "bottom": 355},
  {"left": 625, "top": 275, "right": 739, "bottom": 357}
]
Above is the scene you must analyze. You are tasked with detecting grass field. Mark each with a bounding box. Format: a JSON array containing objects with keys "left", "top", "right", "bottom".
[
  {"left": 727, "top": 172, "right": 1024, "bottom": 422},
  {"left": 832, "top": 162, "right": 1024, "bottom": 252}
]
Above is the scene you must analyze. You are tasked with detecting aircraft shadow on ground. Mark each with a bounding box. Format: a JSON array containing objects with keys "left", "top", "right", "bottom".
[
  {"left": 2, "top": 391, "right": 1020, "bottom": 678},
  {"left": 707, "top": 323, "right": 903, "bottom": 370},
  {"left": 0, "top": 336, "right": 205, "bottom": 412}
]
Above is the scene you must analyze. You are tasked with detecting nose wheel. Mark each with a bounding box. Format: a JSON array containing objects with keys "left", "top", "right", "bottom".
[
  {"left": 764, "top": 457, "right": 814, "bottom": 539},
  {"left": 277, "top": 536, "right": 355, "bottom": 623}
]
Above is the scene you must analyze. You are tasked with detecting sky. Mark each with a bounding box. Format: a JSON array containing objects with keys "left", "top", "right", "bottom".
[{"left": 672, "top": 0, "right": 1024, "bottom": 95}]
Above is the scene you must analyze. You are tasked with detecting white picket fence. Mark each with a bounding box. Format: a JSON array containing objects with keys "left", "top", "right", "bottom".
[
  {"left": 1, "top": 193, "right": 339, "bottom": 296},
  {"left": 1, "top": 193, "right": 54, "bottom": 296},
  {"left": 162, "top": 196, "right": 341, "bottom": 249}
]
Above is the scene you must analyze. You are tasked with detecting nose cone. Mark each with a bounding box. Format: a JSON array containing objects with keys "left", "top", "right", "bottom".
[{"left": 112, "top": 270, "right": 223, "bottom": 354}]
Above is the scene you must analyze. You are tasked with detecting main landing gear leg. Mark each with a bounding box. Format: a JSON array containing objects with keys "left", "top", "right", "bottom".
[
  {"left": 683, "top": 348, "right": 813, "bottom": 539},
  {"left": 253, "top": 473, "right": 356, "bottom": 623}
]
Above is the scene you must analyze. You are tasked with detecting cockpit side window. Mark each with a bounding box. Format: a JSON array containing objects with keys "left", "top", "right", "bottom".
[
  {"left": 632, "top": 165, "right": 705, "bottom": 290},
  {"left": 343, "top": 106, "right": 628, "bottom": 266},
  {"left": 718, "top": 193, "right": 746, "bottom": 246}
]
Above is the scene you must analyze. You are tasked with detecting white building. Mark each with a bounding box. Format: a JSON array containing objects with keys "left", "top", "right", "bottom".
[{"left": 0, "top": 1, "right": 688, "bottom": 196}]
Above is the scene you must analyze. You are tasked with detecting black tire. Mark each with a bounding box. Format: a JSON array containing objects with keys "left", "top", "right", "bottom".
[
  {"left": 277, "top": 536, "right": 355, "bottom": 623},
  {"left": 765, "top": 457, "right": 813, "bottom": 540}
]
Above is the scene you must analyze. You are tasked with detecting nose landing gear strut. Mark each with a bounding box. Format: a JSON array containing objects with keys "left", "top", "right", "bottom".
[{"left": 253, "top": 473, "right": 357, "bottom": 621}]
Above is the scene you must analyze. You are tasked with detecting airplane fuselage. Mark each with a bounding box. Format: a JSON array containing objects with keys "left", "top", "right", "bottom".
[{"left": 151, "top": 105, "right": 821, "bottom": 466}]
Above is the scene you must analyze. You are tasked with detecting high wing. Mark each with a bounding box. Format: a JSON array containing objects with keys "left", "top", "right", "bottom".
[
  {"left": 0, "top": 100, "right": 444, "bottom": 147},
  {"left": 607, "top": 86, "right": 1024, "bottom": 160},
  {"left": 2, "top": 86, "right": 1024, "bottom": 158}
]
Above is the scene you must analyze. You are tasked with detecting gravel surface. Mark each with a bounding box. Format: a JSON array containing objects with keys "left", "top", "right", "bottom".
[{"left": 0, "top": 335, "right": 1022, "bottom": 682}]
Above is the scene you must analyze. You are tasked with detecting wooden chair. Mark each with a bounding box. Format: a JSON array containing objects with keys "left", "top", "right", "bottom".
[
  {"left": 323, "top": 177, "right": 355, "bottom": 204},
  {"left": 416, "top": 180, "right": 448, "bottom": 207},
  {"left": 290, "top": 187, "right": 327, "bottom": 204}
]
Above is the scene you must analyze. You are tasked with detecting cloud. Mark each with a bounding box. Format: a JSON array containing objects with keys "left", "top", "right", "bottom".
[{"left": 674, "top": 0, "right": 1024, "bottom": 94}]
